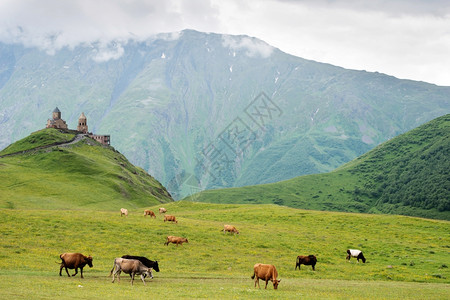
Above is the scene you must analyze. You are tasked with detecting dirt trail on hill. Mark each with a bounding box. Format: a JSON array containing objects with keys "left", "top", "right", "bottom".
[{"left": 0, "top": 134, "right": 87, "bottom": 158}]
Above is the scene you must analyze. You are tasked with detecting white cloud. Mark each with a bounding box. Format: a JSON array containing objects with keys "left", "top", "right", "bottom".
[
  {"left": 0, "top": 0, "right": 449, "bottom": 85},
  {"left": 222, "top": 35, "right": 274, "bottom": 58}
]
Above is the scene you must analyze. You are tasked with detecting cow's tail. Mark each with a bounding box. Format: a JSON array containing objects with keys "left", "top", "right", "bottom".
[
  {"left": 109, "top": 263, "right": 116, "bottom": 277},
  {"left": 251, "top": 272, "right": 255, "bottom": 279}
]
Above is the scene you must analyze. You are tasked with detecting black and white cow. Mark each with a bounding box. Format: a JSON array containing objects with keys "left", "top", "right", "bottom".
[{"left": 346, "top": 249, "right": 366, "bottom": 263}]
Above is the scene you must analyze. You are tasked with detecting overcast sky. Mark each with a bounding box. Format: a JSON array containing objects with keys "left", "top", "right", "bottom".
[{"left": 1, "top": 0, "right": 449, "bottom": 86}]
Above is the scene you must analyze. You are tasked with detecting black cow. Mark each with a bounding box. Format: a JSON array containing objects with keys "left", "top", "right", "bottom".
[{"left": 295, "top": 255, "right": 317, "bottom": 271}]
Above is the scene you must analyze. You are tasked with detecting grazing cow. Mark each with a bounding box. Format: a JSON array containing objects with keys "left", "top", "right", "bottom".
[
  {"left": 144, "top": 210, "right": 156, "bottom": 218},
  {"left": 164, "top": 215, "right": 178, "bottom": 223},
  {"left": 295, "top": 255, "right": 317, "bottom": 271},
  {"left": 120, "top": 208, "right": 128, "bottom": 217},
  {"left": 251, "top": 263, "right": 281, "bottom": 290},
  {"left": 59, "top": 253, "right": 93, "bottom": 279},
  {"left": 223, "top": 224, "right": 239, "bottom": 235},
  {"left": 111, "top": 258, "right": 153, "bottom": 285},
  {"left": 159, "top": 207, "right": 167, "bottom": 214},
  {"left": 121, "top": 255, "right": 160, "bottom": 272},
  {"left": 164, "top": 236, "right": 188, "bottom": 246},
  {"left": 346, "top": 249, "right": 366, "bottom": 263}
]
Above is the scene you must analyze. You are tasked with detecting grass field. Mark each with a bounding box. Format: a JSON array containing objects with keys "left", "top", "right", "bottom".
[{"left": 0, "top": 202, "right": 448, "bottom": 299}]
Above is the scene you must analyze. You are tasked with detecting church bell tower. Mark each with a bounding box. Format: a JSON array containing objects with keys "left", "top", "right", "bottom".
[{"left": 77, "top": 112, "right": 88, "bottom": 133}]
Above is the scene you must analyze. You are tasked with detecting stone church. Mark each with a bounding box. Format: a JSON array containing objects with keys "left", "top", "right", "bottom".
[
  {"left": 46, "top": 107, "right": 68, "bottom": 130},
  {"left": 46, "top": 107, "right": 110, "bottom": 145}
]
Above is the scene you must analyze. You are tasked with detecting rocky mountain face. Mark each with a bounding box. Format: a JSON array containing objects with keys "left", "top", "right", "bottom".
[{"left": 1, "top": 29, "right": 449, "bottom": 198}]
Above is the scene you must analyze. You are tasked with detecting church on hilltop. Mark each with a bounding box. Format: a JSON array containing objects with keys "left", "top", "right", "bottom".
[
  {"left": 46, "top": 107, "right": 68, "bottom": 130},
  {"left": 46, "top": 107, "right": 110, "bottom": 145}
]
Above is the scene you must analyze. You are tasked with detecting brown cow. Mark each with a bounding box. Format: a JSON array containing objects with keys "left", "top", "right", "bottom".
[
  {"left": 120, "top": 208, "right": 128, "bottom": 216},
  {"left": 295, "top": 255, "right": 317, "bottom": 271},
  {"left": 164, "top": 236, "right": 188, "bottom": 246},
  {"left": 164, "top": 215, "right": 178, "bottom": 223},
  {"left": 144, "top": 210, "right": 156, "bottom": 218},
  {"left": 111, "top": 258, "right": 153, "bottom": 285},
  {"left": 223, "top": 224, "right": 239, "bottom": 235},
  {"left": 159, "top": 207, "right": 167, "bottom": 214},
  {"left": 59, "top": 253, "right": 93, "bottom": 278},
  {"left": 251, "top": 263, "right": 281, "bottom": 289}
]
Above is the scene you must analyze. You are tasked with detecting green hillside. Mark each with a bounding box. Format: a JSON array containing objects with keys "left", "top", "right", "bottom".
[
  {"left": 0, "top": 129, "right": 173, "bottom": 209},
  {"left": 188, "top": 114, "right": 450, "bottom": 220},
  {"left": 0, "top": 202, "right": 449, "bottom": 299}
]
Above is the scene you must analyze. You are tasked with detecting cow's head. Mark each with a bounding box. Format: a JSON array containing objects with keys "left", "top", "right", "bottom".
[
  {"left": 273, "top": 279, "right": 281, "bottom": 289},
  {"left": 361, "top": 257, "right": 366, "bottom": 263},
  {"left": 86, "top": 256, "right": 93, "bottom": 268},
  {"left": 153, "top": 260, "right": 160, "bottom": 272},
  {"left": 146, "top": 268, "right": 153, "bottom": 279}
]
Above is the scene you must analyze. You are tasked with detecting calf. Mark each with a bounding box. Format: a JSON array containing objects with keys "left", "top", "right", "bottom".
[
  {"left": 346, "top": 249, "right": 366, "bottom": 263},
  {"left": 164, "top": 215, "right": 178, "bottom": 223},
  {"left": 251, "top": 263, "right": 281, "bottom": 289},
  {"left": 295, "top": 255, "right": 317, "bottom": 271},
  {"left": 164, "top": 236, "right": 188, "bottom": 246},
  {"left": 223, "top": 224, "right": 239, "bottom": 235},
  {"left": 59, "top": 253, "right": 93, "bottom": 278},
  {"left": 120, "top": 208, "right": 128, "bottom": 216},
  {"left": 111, "top": 258, "right": 153, "bottom": 285},
  {"left": 144, "top": 210, "right": 156, "bottom": 218},
  {"left": 159, "top": 207, "right": 167, "bottom": 214}
]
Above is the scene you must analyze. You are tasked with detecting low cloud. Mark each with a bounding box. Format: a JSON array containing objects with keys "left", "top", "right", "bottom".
[
  {"left": 0, "top": 0, "right": 448, "bottom": 85},
  {"left": 222, "top": 35, "right": 274, "bottom": 58}
]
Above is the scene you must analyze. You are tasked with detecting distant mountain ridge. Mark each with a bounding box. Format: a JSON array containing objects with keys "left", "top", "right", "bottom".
[
  {"left": 0, "top": 29, "right": 449, "bottom": 198},
  {"left": 188, "top": 114, "right": 450, "bottom": 220}
]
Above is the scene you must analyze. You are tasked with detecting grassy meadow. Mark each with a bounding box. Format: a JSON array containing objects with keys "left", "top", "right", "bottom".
[{"left": 0, "top": 202, "right": 449, "bottom": 299}]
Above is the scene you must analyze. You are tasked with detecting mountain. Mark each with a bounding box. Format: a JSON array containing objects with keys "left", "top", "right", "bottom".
[
  {"left": 187, "top": 114, "right": 450, "bottom": 220},
  {"left": 0, "top": 128, "right": 173, "bottom": 209},
  {"left": 0, "top": 29, "right": 449, "bottom": 199}
]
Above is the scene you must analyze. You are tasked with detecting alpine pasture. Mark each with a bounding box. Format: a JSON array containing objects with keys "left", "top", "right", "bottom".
[{"left": 0, "top": 202, "right": 449, "bottom": 299}]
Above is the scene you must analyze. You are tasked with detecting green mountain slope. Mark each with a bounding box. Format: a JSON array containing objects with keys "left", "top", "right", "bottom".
[
  {"left": 188, "top": 114, "right": 450, "bottom": 220},
  {"left": 0, "top": 30, "right": 449, "bottom": 199},
  {"left": 0, "top": 129, "right": 173, "bottom": 209}
]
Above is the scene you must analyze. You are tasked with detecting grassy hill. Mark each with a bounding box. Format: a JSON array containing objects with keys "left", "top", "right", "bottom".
[
  {"left": 188, "top": 114, "right": 450, "bottom": 220},
  {"left": 0, "top": 128, "right": 173, "bottom": 209},
  {"left": 0, "top": 202, "right": 448, "bottom": 299}
]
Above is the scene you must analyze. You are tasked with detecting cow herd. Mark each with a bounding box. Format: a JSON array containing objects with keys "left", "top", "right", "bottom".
[{"left": 58, "top": 207, "right": 367, "bottom": 289}]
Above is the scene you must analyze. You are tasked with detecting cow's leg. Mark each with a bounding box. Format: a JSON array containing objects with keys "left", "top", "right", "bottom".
[
  {"left": 312, "top": 264, "right": 315, "bottom": 271},
  {"left": 72, "top": 267, "right": 78, "bottom": 277},
  {"left": 265, "top": 279, "right": 269, "bottom": 289},
  {"left": 255, "top": 278, "right": 260, "bottom": 289},
  {"left": 131, "top": 273, "right": 135, "bottom": 285},
  {"left": 112, "top": 269, "right": 120, "bottom": 283},
  {"left": 140, "top": 274, "right": 146, "bottom": 285},
  {"left": 59, "top": 264, "right": 65, "bottom": 276},
  {"left": 80, "top": 267, "right": 84, "bottom": 279}
]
